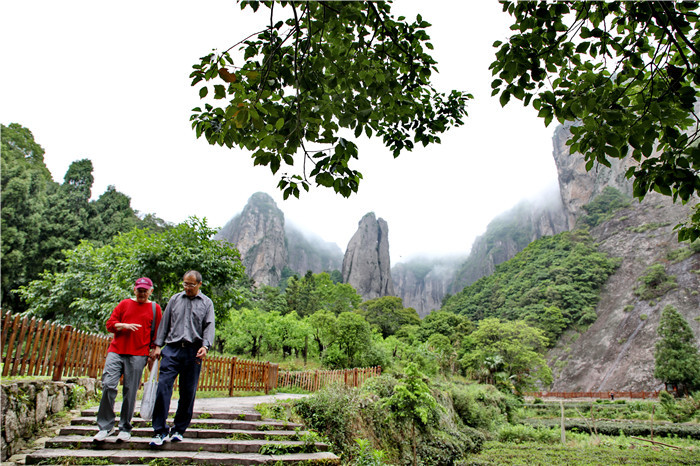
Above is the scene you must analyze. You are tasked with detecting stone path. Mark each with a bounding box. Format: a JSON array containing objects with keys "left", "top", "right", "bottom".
[{"left": 8, "top": 394, "right": 340, "bottom": 465}]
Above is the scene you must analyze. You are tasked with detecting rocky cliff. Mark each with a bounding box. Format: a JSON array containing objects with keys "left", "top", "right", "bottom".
[
  {"left": 448, "top": 191, "right": 569, "bottom": 294},
  {"left": 216, "top": 192, "right": 342, "bottom": 286},
  {"left": 342, "top": 212, "right": 394, "bottom": 300},
  {"left": 553, "top": 122, "right": 637, "bottom": 228},
  {"left": 392, "top": 257, "right": 464, "bottom": 317},
  {"left": 548, "top": 192, "right": 700, "bottom": 391},
  {"left": 285, "top": 224, "right": 343, "bottom": 275},
  {"left": 216, "top": 192, "right": 288, "bottom": 286}
]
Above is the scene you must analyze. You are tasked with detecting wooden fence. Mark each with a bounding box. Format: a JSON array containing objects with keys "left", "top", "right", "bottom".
[
  {"left": 276, "top": 366, "right": 382, "bottom": 392},
  {"left": 527, "top": 391, "right": 660, "bottom": 399},
  {"left": 1, "top": 310, "right": 381, "bottom": 394}
]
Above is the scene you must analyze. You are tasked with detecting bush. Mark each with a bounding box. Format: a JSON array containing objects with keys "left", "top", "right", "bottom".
[
  {"left": 450, "top": 383, "right": 519, "bottom": 430},
  {"left": 496, "top": 424, "right": 560, "bottom": 444},
  {"left": 659, "top": 390, "right": 700, "bottom": 423}
]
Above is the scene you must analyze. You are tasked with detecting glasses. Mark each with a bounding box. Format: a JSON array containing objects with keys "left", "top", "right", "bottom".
[{"left": 183, "top": 282, "right": 200, "bottom": 288}]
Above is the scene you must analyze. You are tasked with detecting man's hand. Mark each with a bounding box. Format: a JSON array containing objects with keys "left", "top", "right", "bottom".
[
  {"left": 196, "top": 346, "right": 208, "bottom": 360},
  {"left": 115, "top": 323, "right": 142, "bottom": 332}
]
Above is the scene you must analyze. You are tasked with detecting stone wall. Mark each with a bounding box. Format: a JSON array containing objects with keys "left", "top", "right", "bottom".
[{"left": 0, "top": 378, "right": 98, "bottom": 461}]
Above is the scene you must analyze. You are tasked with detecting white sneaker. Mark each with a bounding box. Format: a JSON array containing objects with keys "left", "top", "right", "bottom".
[
  {"left": 169, "top": 431, "right": 183, "bottom": 442},
  {"left": 116, "top": 430, "right": 131, "bottom": 442},
  {"left": 149, "top": 433, "right": 168, "bottom": 446},
  {"left": 93, "top": 427, "right": 115, "bottom": 441}
]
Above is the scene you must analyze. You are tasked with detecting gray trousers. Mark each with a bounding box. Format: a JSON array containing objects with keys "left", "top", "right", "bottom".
[{"left": 96, "top": 352, "right": 148, "bottom": 432}]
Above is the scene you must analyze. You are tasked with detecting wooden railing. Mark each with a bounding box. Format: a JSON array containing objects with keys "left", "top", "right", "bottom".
[
  {"left": 1, "top": 310, "right": 381, "bottom": 394},
  {"left": 527, "top": 391, "right": 660, "bottom": 399},
  {"left": 277, "top": 366, "right": 382, "bottom": 391}
]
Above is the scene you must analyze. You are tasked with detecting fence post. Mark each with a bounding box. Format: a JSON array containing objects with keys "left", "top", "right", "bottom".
[
  {"left": 264, "top": 362, "right": 270, "bottom": 395},
  {"left": 228, "top": 357, "right": 237, "bottom": 396},
  {"left": 52, "top": 325, "right": 73, "bottom": 381}
]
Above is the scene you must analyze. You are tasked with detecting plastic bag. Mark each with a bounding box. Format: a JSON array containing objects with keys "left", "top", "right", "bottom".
[{"left": 140, "top": 359, "right": 159, "bottom": 420}]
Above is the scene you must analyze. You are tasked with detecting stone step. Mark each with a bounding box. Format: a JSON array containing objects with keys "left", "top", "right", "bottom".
[
  {"left": 61, "top": 425, "right": 308, "bottom": 440},
  {"left": 71, "top": 416, "right": 302, "bottom": 431},
  {"left": 46, "top": 435, "right": 331, "bottom": 454},
  {"left": 80, "top": 408, "right": 262, "bottom": 421},
  {"left": 25, "top": 448, "right": 340, "bottom": 465}
]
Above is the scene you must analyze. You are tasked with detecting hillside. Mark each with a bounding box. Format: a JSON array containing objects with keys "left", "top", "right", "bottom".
[{"left": 548, "top": 192, "right": 700, "bottom": 391}]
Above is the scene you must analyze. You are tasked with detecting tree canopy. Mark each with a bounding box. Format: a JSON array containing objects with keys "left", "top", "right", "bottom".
[
  {"left": 654, "top": 305, "right": 700, "bottom": 394},
  {"left": 491, "top": 1, "right": 700, "bottom": 241},
  {"left": 189, "top": 0, "right": 470, "bottom": 199},
  {"left": 18, "top": 217, "right": 247, "bottom": 331}
]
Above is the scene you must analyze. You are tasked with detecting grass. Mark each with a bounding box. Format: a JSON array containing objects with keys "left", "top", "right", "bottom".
[{"left": 462, "top": 441, "right": 700, "bottom": 465}]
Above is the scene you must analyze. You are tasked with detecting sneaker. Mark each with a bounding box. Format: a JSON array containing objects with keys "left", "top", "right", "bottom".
[
  {"left": 169, "top": 431, "right": 184, "bottom": 442},
  {"left": 149, "top": 433, "right": 168, "bottom": 446},
  {"left": 116, "top": 430, "right": 131, "bottom": 442},
  {"left": 93, "top": 427, "right": 115, "bottom": 442}
]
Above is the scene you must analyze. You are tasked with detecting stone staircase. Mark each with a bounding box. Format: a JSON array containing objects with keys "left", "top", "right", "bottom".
[{"left": 25, "top": 406, "right": 339, "bottom": 465}]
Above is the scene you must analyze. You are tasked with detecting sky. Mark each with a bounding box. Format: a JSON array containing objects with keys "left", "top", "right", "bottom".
[{"left": 1, "top": 1, "right": 560, "bottom": 265}]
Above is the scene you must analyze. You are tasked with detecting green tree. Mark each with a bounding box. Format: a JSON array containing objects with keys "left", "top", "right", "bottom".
[
  {"left": 461, "top": 318, "right": 552, "bottom": 393},
  {"left": 330, "top": 311, "right": 373, "bottom": 368},
  {"left": 383, "top": 363, "right": 439, "bottom": 466},
  {"left": 220, "top": 307, "right": 272, "bottom": 358},
  {"left": 189, "top": 1, "right": 470, "bottom": 199},
  {"left": 89, "top": 185, "right": 141, "bottom": 245},
  {"left": 359, "top": 296, "right": 421, "bottom": 338},
  {"left": 1, "top": 124, "right": 52, "bottom": 310},
  {"left": 18, "top": 217, "right": 246, "bottom": 331},
  {"left": 654, "top": 305, "right": 700, "bottom": 395},
  {"left": 308, "top": 309, "right": 337, "bottom": 355},
  {"left": 285, "top": 271, "right": 320, "bottom": 316},
  {"left": 315, "top": 272, "right": 362, "bottom": 315},
  {"left": 417, "top": 310, "right": 474, "bottom": 345},
  {"left": 491, "top": 2, "right": 700, "bottom": 241}
]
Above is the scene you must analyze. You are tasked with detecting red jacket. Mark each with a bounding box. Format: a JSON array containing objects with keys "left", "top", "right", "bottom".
[{"left": 106, "top": 299, "right": 162, "bottom": 356}]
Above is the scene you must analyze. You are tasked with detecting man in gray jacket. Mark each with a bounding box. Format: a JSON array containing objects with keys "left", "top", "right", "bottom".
[{"left": 149, "top": 270, "right": 214, "bottom": 446}]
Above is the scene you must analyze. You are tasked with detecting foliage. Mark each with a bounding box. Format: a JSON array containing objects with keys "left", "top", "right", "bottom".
[
  {"left": 654, "top": 306, "right": 700, "bottom": 394},
  {"left": 450, "top": 383, "right": 519, "bottom": 431},
  {"left": 358, "top": 296, "right": 420, "bottom": 338},
  {"left": 467, "top": 441, "right": 700, "bottom": 465},
  {"left": 443, "top": 230, "right": 621, "bottom": 340},
  {"left": 291, "top": 376, "right": 486, "bottom": 465},
  {"left": 578, "top": 187, "right": 631, "bottom": 228},
  {"left": 189, "top": 1, "right": 470, "bottom": 199},
  {"left": 1, "top": 123, "right": 169, "bottom": 313},
  {"left": 658, "top": 390, "right": 700, "bottom": 423},
  {"left": 461, "top": 318, "right": 552, "bottom": 393},
  {"left": 634, "top": 264, "right": 678, "bottom": 301},
  {"left": 18, "top": 217, "right": 246, "bottom": 331},
  {"left": 491, "top": 2, "right": 700, "bottom": 241},
  {"left": 524, "top": 417, "right": 700, "bottom": 439}
]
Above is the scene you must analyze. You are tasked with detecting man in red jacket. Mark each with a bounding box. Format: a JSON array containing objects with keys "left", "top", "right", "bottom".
[{"left": 93, "top": 277, "right": 162, "bottom": 442}]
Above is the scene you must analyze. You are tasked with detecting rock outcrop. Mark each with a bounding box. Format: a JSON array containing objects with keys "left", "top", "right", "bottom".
[
  {"left": 548, "top": 192, "right": 700, "bottom": 391},
  {"left": 553, "top": 122, "right": 636, "bottom": 228},
  {"left": 216, "top": 193, "right": 343, "bottom": 287},
  {"left": 216, "top": 192, "right": 288, "bottom": 286},
  {"left": 392, "top": 257, "right": 463, "bottom": 318},
  {"left": 342, "top": 213, "right": 394, "bottom": 300},
  {"left": 448, "top": 191, "right": 569, "bottom": 293},
  {"left": 285, "top": 224, "right": 343, "bottom": 275}
]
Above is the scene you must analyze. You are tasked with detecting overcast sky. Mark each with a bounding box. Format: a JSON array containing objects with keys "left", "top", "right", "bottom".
[{"left": 1, "top": 1, "right": 560, "bottom": 265}]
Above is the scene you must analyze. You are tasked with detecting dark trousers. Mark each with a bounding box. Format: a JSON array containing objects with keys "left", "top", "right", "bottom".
[{"left": 151, "top": 345, "right": 202, "bottom": 435}]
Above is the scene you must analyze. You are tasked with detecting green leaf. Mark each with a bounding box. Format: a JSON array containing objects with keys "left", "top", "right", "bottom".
[{"left": 199, "top": 87, "right": 208, "bottom": 98}]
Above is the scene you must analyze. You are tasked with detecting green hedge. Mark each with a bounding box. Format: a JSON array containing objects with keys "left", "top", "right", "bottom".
[{"left": 523, "top": 419, "right": 700, "bottom": 439}]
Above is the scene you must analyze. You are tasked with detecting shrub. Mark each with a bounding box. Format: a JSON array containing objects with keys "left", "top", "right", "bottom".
[
  {"left": 496, "top": 424, "right": 560, "bottom": 444},
  {"left": 634, "top": 264, "right": 677, "bottom": 300},
  {"left": 450, "top": 383, "right": 518, "bottom": 430}
]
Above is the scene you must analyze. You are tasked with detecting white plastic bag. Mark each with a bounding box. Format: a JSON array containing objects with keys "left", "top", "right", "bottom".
[{"left": 140, "top": 359, "right": 159, "bottom": 420}]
